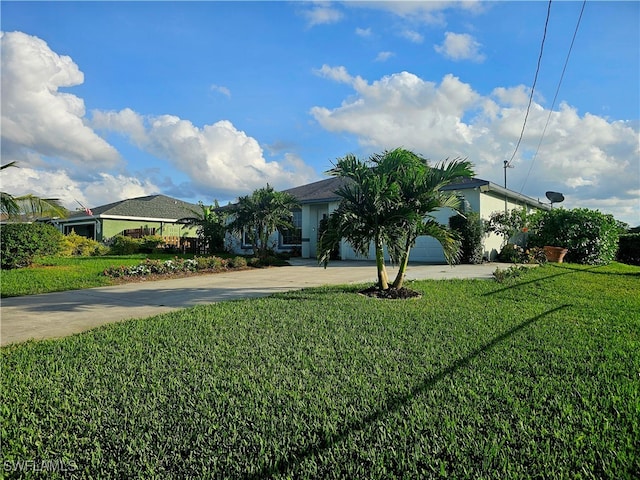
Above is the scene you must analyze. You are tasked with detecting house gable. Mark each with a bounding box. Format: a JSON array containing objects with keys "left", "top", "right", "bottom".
[{"left": 54, "top": 194, "right": 200, "bottom": 242}]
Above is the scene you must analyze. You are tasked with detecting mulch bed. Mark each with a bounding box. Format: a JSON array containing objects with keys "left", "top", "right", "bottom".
[
  {"left": 358, "top": 286, "right": 422, "bottom": 300},
  {"left": 107, "top": 267, "right": 253, "bottom": 285}
]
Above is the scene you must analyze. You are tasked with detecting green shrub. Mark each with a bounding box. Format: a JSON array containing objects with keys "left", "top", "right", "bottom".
[
  {"left": 617, "top": 233, "right": 640, "bottom": 265},
  {"left": 498, "top": 243, "right": 524, "bottom": 263},
  {"left": 492, "top": 264, "right": 531, "bottom": 283},
  {"left": 228, "top": 256, "right": 248, "bottom": 268},
  {"left": 529, "top": 208, "right": 619, "bottom": 265},
  {"left": 498, "top": 244, "right": 547, "bottom": 264},
  {"left": 449, "top": 212, "right": 485, "bottom": 264},
  {"left": 486, "top": 207, "right": 533, "bottom": 244},
  {"left": 109, "top": 235, "right": 142, "bottom": 255},
  {"left": 0, "top": 223, "right": 63, "bottom": 269},
  {"left": 60, "top": 231, "right": 108, "bottom": 257},
  {"left": 194, "top": 256, "right": 228, "bottom": 271},
  {"left": 140, "top": 235, "right": 165, "bottom": 253},
  {"left": 103, "top": 257, "right": 198, "bottom": 277}
]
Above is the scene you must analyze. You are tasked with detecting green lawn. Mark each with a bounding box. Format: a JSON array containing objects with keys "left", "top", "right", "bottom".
[
  {"left": 0, "top": 255, "right": 156, "bottom": 297},
  {"left": 0, "top": 253, "right": 243, "bottom": 298},
  {"left": 2, "top": 263, "right": 639, "bottom": 478}
]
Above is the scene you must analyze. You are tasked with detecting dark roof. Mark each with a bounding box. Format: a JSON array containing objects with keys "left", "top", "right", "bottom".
[
  {"left": 283, "top": 176, "right": 491, "bottom": 204},
  {"left": 283, "top": 175, "right": 548, "bottom": 210},
  {"left": 440, "top": 177, "right": 490, "bottom": 191},
  {"left": 282, "top": 177, "right": 351, "bottom": 204},
  {"left": 67, "top": 194, "right": 199, "bottom": 220}
]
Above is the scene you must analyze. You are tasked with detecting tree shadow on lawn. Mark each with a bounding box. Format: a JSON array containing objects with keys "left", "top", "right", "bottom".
[{"left": 249, "top": 304, "right": 571, "bottom": 480}]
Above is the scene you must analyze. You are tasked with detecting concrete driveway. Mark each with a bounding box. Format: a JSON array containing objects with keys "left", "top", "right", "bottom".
[{"left": 1, "top": 259, "right": 506, "bottom": 346}]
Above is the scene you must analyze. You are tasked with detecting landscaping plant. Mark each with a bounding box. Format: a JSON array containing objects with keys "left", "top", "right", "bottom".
[
  {"left": 449, "top": 212, "right": 485, "bottom": 264},
  {"left": 0, "top": 222, "right": 63, "bottom": 269},
  {"left": 318, "top": 148, "right": 474, "bottom": 291},
  {"left": 178, "top": 200, "right": 228, "bottom": 254},
  {"left": 617, "top": 233, "right": 640, "bottom": 266},
  {"left": 227, "top": 184, "right": 300, "bottom": 261},
  {"left": 59, "top": 231, "right": 109, "bottom": 257},
  {"left": 529, "top": 207, "right": 620, "bottom": 264}
]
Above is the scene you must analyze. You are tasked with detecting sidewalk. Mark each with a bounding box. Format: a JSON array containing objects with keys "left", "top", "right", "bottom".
[{"left": 1, "top": 260, "right": 505, "bottom": 346}]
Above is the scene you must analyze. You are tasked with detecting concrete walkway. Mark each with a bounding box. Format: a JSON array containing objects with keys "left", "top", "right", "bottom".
[{"left": 1, "top": 259, "right": 507, "bottom": 346}]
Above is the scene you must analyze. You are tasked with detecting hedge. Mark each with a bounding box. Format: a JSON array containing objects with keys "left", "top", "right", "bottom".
[
  {"left": 617, "top": 233, "right": 640, "bottom": 266},
  {"left": 1, "top": 223, "right": 63, "bottom": 269}
]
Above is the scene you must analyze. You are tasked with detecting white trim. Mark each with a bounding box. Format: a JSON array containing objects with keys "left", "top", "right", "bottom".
[{"left": 67, "top": 214, "right": 183, "bottom": 222}]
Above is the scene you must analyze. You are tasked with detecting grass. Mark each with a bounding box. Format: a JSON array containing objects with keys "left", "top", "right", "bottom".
[
  {"left": 0, "top": 253, "right": 247, "bottom": 298},
  {"left": 0, "top": 255, "right": 157, "bottom": 297},
  {"left": 1, "top": 263, "right": 639, "bottom": 478}
]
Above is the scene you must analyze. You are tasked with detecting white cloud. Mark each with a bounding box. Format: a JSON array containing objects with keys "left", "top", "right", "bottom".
[
  {"left": 92, "top": 109, "right": 317, "bottom": 198},
  {"left": 0, "top": 31, "right": 121, "bottom": 168},
  {"left": 312, "top": 64, "right": 357, "bottom": 85},
  {"left": 299, "top": 2, "right": 343, "bottom": 27},
  {"left": 355, "top": 27, "right": 372, "bottom": 38},
  {"left": 434, "top": 32, "right": 485, "bottom": 62},
  {"left": 310, "top": 67, "right": 640, "bottom": 224},
  {"left": 210, "top": 84, "right": 231, "bottom": 97},
  {"left": 375, "top": 51, "right": 395, "bottom": 62},
  {"left": 1, "top": 31, "right": 318, "bottom": 212},
  {"left": 401, "top": 29, "right": 424, "bottom": 43},
  {"left": 1, "top": 165, "right": 160, "bottom": 212},
  {"left": 347, "top": 1, "right": 486, "bottom": 26}
]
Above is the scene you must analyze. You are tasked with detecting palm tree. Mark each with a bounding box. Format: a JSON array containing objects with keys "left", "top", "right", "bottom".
[
  {"left": 227, "top": 184, "right": 300, "bottom": 260},
  {"left": 318, "top": 152, "right": 405, "bottom": 290},
  {"left": 318, "top": 148, "right": 475, "bottom": 291},
  {"left": 1, "top": 162, "right": 68, "bottom": 220},
  {"left": 385, "top": 154, "right": 475, "bottom": 288},
  {"left": 177, "top": 200, "right": 228, "bottom": 254}
]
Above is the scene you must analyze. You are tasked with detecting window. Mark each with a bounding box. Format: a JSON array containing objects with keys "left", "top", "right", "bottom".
[
  {"left": 242, "top": 229, "right": 254, "bottom": 248},
  {"left": 281, "top": 209, "right": 302, "bottom": 246}
]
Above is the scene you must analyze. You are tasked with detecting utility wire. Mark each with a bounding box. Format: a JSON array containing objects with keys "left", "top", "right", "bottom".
[
  {"left": 505, "top": 0, "right": 553, "bottom": 169},
  {"left": 519, "top": 0, "right": 587, "bottom": 194}
]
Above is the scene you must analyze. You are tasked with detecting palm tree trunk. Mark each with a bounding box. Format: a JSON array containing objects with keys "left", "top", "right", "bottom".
[
  {"left": 375, "top": 237, "right": 389, "bottom": 290},
  {"left": 392, "top": 243, "right": 411, "bottom": 289}
]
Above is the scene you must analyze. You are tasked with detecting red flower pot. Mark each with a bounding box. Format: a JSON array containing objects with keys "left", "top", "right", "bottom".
[{"left": 544, "top": 246, "right": 568, "bottom": 263}]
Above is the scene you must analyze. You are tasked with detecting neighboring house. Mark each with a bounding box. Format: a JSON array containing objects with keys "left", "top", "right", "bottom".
[
  {"left": 51, "top": 194, "right": 200, "bottom": 246},
  {"left": 228, "top": 176, "right": 551, "bottom": 263}
]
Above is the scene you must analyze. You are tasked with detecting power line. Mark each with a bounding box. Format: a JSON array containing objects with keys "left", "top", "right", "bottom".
[
  {"left": 505, "top": 0, "right": 553, "bottom": 169},
  {"left": 519, "top": 0, "right": 587, "bottom": 194}
]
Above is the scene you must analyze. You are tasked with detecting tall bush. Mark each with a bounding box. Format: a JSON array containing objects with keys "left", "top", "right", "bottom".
[
  {"left": 449, "top": 212, "right": 485, "bottom": 264},
  {"left": 60, "top": 231, "right": 108, "bottom": 257},
  {"left": 109, "top": 235, "right": 142, "bottom": 255},
  {"left": 486, "top": 207, "right": 532, "bottom": 246},
  {"left": 1, "top": 223, "right": 63, "bottom": 269},
  {"left": 529, "top": 208, "right": 619, "bottom": 265},
  {"left": 617, "top": 234, "right": 640, "bottom": 266}
]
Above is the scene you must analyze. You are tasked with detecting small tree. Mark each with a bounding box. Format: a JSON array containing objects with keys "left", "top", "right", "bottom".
[
  {"left": 318, "top": 149, "right": 475, "bottom": 290},
  {"left": 227, "top": 185, "right": 300, "bottom": 260},
  {"left": 317, "top": 152, "right": 403, "bottom": 290},
  {"left": 486, "top": 207, "right": 531, "bottom": 247},
  {"left": 449, "top": 212, "right": 485, "bottom": 264},
  {"left": 179, "top": 200, "right": 228, "bottom": 254},
  {"left": 386, "top": 153, "right": 475, "bottom": 288}
]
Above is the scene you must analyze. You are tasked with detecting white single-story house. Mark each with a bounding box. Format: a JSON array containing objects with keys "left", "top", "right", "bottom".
[{"left": 227, "top": 176, "right": 551, "bottom": 263}]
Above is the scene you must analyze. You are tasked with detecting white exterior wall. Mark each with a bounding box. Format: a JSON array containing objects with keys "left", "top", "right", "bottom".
[
  {"left": 301, "top": 203, "right": 335, "bottom": 258},
  {"left": 479, "top": 191, "right": 541, "bottom": 261},
  {"left": 228, "top": 186, "right": 547, "bottom": 262},
  {"left": 337, "top": 188, "right": 546, "bottom": 264}
]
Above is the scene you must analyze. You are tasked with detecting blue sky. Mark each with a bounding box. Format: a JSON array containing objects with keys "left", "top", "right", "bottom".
[{"left": 1, "top": 1, "right": 639, "bottom": 225}]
